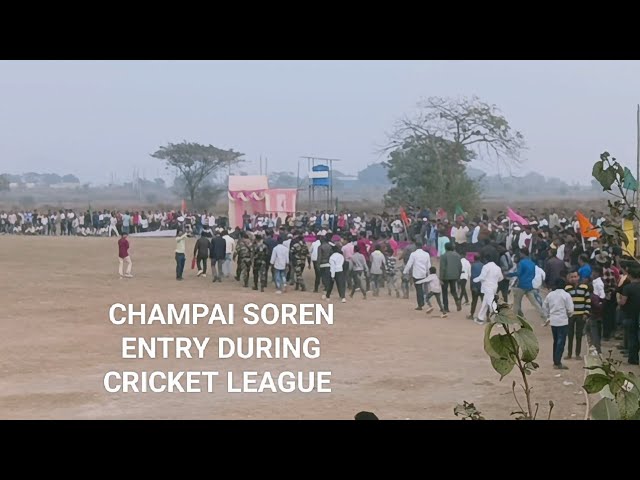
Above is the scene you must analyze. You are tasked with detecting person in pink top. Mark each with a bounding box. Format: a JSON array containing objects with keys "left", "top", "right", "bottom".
[
  {"left": 341, "top": 236, "right": 355, "bottom": 291},
  {"left": 356, "top": 232, "right": 373, "bottom": 292}
]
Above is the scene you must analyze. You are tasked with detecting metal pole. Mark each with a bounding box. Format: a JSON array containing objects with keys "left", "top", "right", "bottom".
[
  {"left": 308, "top": 158, "right": 311, "bottom": 210},
  {"left": 636, "top": 105, "right": 640, "bottom": 257}
]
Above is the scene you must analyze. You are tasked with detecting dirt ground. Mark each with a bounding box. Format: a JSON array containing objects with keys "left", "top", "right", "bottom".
[{"left": 0, "top": 236, "right": 593, "bottom": 420}]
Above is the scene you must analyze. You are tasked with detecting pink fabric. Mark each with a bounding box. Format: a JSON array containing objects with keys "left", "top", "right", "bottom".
[
  {"left": 228, "top": 189, "right": 267, "bottom": 200},
  {"left": 265, "top": 189, "right": 297, "bottom": 217},
  {"left": 507, "top": 207, "right": 529, "bottom": 225}
]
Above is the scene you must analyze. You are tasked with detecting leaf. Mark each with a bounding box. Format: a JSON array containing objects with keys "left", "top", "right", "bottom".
[
  {"left": 583, "top": 374, "right": 610, "bottom": 394},
  {"left": 490, "top": 355, "right": 515, "bottom": 380},
  {"left": 483, "top": 322, "right": 503, "bottom": 359},
  {"left": 615, "top": 386, "right": 640, "bottom": 420},
  {"left": 513, "top": 328, "right": 539, "bottom": 363},
  {"left": 590, "top": 397, "right": 621, "bottom": 420},
  {"left": 491, "top": 334, "right": 516, "bottom": 360},
  {"left": 626, "top": 372, "right": 640, "bottom": 389},
  {"left": 592, "top": 160, "right": 616, "bottom": 191},
  {"left": 494, "top": 307, "right": 520, "bottom": 326},
  {"left": 517, "top": 314, "right": 533, "bottom": 331},
  {"left": 610, "top": 372, "right": 627, "bottom": 396}
]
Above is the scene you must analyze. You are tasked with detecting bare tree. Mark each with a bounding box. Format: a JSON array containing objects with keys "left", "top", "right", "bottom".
[{"left": 388, "top": 96, "right": 526, "bottom": 173}]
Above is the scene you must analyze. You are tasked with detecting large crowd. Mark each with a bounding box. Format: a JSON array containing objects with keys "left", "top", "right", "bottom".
[{"left": 4, "top": 204, "right": 637, "bottom": 371}]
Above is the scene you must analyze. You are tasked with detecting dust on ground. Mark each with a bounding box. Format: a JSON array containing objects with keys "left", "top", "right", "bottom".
[{"left": 0, "top": 236, "right": 593, "bottom": 419}]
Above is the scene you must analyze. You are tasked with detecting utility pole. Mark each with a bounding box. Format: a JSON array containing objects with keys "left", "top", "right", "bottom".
[{"left": 636, "top": 104, "right": 639, "bottom": 257}]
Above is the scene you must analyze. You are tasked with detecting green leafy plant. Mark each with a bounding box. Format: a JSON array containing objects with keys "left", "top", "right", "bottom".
[
  {"left": 583, "top": 351, "right": 640, "bottom": 420},
  {"left": 484, "top": 303, "right": 554, "bottom": 420},
  {"left": 591, "top": 152, "right": 636, "bottom": 251},
  {"left": 457, "top": 302, "right": 553, "bottom": 420},
  {"left": 454, "top": 401, "right": 485, "bottom": 420}
]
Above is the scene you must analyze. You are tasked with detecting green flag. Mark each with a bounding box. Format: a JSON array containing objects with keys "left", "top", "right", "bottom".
[
  {"left": 454, "top": 205, "right": 465, "bottom": 218},
  {"left": 624, "top": 167, "right": 638, "bottom": 191}
]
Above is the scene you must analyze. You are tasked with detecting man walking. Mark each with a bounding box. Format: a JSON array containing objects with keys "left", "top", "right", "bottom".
[
  {"left": 209, "top": 231, "right": 227, "bottom": 283},
  {"left": 193, "top": 234, "right": 210, "bottom": 277},
  {"left": 403, "top": 241, "right": 431, "bottom": 311},
  {"left": 118, "top": 233, "right": 133, "bottom": 278},
  {"left": 564, "top": 270, "right": 591, "bottom": 361},
  {"left": 270, "top": 237, "right": 289, "bottom": 294},
  {"left": 440, "top": 242, "right": 462, "bottom": 313},
  {"left": 252, "top": 234, "right": 269, "bottom": 292},
  {"left": 510, "top": 247, "right": 547, "bottom": 324}
]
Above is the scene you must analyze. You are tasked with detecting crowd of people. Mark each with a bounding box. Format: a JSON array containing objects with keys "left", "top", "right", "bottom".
[
  {"left": 4, "top": 203, "right": 635, "bottom": 370},
  {"left": 0, "top": 209, "right": 230, "bottom": 236},
  {"left": 112, "top": 205, "right": 638, "bottom": 371}
]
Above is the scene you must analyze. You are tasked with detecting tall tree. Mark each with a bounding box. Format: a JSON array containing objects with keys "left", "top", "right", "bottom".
[
  {"left": 384, "top": 134, "right": 480, "bottom": 213},
  {"left": 384, "top": 96, "right": 526, "bottom": 212},
  {"left": 390, "top": 96, "right": 526, "bottom": 172},
  {"left": 151, "top": 141, "right": 243, "bottom": 206}
]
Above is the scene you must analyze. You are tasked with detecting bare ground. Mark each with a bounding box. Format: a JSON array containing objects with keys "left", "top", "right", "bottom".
[{"left": 0, "top": 236, "right": 592, "bottom": 419}]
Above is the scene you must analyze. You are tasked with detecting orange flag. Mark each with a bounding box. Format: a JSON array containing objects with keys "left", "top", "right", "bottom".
[
  {"left": 399, "top": 207, "right": 409, "bottom": 226},
  {"left": 181, "top": 199, "right": 187, "bottom": 214},
  {"left": 576, "top": 211, "right": 600, "bottom": 238}
]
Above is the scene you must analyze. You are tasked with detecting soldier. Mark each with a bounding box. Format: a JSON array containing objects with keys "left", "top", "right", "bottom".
[
  {"left": 234, "top": 232, "right": 252, "bottom": 287},
  {"left": 252, "top": 234, "right": 269, "bottom": 292},
  {"left": 291, "top": 234, "right": 310, "bottom": 291}
]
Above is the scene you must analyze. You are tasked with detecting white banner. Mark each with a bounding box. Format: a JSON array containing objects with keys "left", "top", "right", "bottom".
[{"left": 130, "top": 229, "right": 177, "bottom": 238}]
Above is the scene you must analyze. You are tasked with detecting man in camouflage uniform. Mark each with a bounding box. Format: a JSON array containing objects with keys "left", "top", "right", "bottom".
[
  {"left": 234, "top": 232, "right": 252, "bottom": 287},
  {"left": 291, "top": 234, "right": 309, "bottom": 291},
  {"left": 252, "top": 234, "right": 269, "bottom": 292}
]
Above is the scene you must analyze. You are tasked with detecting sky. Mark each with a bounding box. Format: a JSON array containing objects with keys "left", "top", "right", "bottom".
[{"left": 0, "top": 60, "right": 639, "bottom": 185}]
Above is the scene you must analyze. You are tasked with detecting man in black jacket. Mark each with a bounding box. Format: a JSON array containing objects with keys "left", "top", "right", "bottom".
[
  {"left": 194, "top": 235, "right": 210, "bottom": 277},
  {"left": 209, "top": 231, "right": 227, "bottom": 282}
]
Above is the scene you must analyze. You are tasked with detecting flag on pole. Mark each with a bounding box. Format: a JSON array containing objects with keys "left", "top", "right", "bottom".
[
  {"left": 454, "top": 205, "right": 465, "bottom": 221},
  {"left": 436, "top": 208, "right": 447, "bottom": 220},
  {"left": 623, "top": 167, "right": 638, "bottom": 191},
  {"left": 507, "top": 207, "right": 529, "bottom": 225},
  {"left": 576, "top": 211, "right": 600, "bottom": 238},
  {"left": 181, "top": 199, "right": 187, "bottom": 214},
  {"left": 399, "top": 207, "right": 409, "bottom": 226}
]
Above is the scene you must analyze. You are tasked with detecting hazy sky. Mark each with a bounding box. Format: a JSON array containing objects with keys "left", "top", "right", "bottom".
[{"left": 1, "top": 60, "right": 639, "bottom": 184}]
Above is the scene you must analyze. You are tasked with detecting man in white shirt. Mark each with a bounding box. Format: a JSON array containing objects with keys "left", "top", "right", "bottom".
[
  {"left": 309, "top": 237, "right": 322, "bottom": 293},
  {"left": 391, "top": 218, "right": 403, "bottom": 241},
  {"left": 471, "top": 223, "right": 481, "bottom": 244},
  {"left": 542, "top": 278, "right": 574, "bottom": 369},
  {"left": 369, "top": 245, "right": 386, "bottom": 297},
  {"left": 473, "top": 260, "right": 504, "bottom": 324},
  {"left": 518, "top": 227, "right": 532, "bottom": 250},
  {"left": 403, "top": 241, "right": 431, "bottom": 311},
  {"left": 223, "top": 231, "right": 236, "bottom": 278},
  {"left": 270, "top": 238, "right": 290, "bottom": 293}
]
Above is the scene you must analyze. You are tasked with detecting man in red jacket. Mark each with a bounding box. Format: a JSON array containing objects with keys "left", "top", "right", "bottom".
[{"left": 118, "top": 233, "right": 133, "bottom": 278}]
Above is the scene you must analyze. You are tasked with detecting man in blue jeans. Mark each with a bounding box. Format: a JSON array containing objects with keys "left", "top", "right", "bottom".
[
  {"left": 543, "top": 278, "right": 574, "bottom": 369},
  {"left": 270, "top": 237, "right": 289, "bottom": 294}
]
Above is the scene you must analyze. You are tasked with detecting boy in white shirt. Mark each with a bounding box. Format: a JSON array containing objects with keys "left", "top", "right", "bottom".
[
  {"left": 542, "top": 278, "right": 574, "bottom": 369},
  {"left": 425, "top": 266, "right": 446, "bottom": 317}
]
